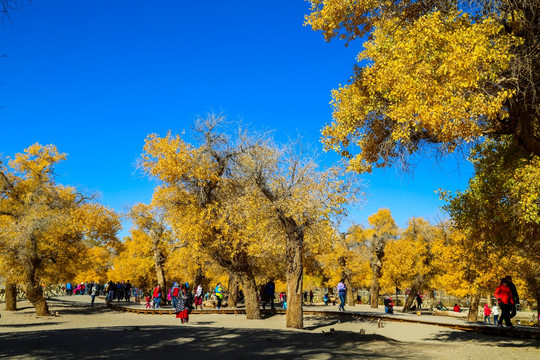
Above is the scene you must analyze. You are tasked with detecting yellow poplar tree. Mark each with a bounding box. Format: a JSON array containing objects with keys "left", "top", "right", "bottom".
[
  {"left": 246, "top": 138, "right": 362, "bottom": 328},
  {"left": 306, "top": 1, "right": 537, "bottom": 170},
  {"left": 128, "top": 202, "right": 176, "bottom": 299},
  {"left": 108, "top": 230, "right": 157, "bottom": 293},
  {"left": 396, "top": 218, "right": 438, "bottom": 311},
  {"left": 363, "top": 209, "right": 398, "bottom": 308},
  {"left": 380, "top": 237, "right": 417, "bottom": 304},
  {"left": 318, "top": 225, "right": 370, "bottom": 306},
  {"left": 0, "top": 144, "right": 120, "bottom": 315},
  {"left": 140, "top": 114, "right": 280, "bottom": 320},
  {"left": 443, "top": 137, "right": 540, "bottom": 320},
  {"left": 74, "top": 245, "right": 114, "bottom": 285}
]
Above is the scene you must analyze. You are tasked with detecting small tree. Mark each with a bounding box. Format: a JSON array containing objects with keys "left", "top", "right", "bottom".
[{"left": 362, "top": 209, "right": 398, "bottom": 308}]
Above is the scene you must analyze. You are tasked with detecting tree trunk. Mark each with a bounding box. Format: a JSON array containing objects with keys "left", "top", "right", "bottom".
[
  {"left": 239, "top": 272, "right": 259, "bottom": 319},
  {"left": 211, "top": 248, "right": 260, "bottom": 319},
  {"left": 402, "top": 283, "right": 420, "bottom": 312},
  {"left": 467, "top": 293, "right": 480, "bottom": 322},
  {"left": 24, "top": 265, "right": 50, "bottom": 316},
  {"left": 228, "top": 273, "right": 239, "bottom": 308},
  {"left": 5, "top": 282, "right": 17, "bottom": 311},
  {"left": 487, "top": 293, "right": 492, "bottom": 307},
  {"left": 370, "top": 262, "right": 381, "bottom": 308},
  {"left": 286, "top": 230, "right": 304, "bottom": 329},
  {"left": 370, "top": 235, "right": 385, "bottom": 309},
  {"left": 536, "top": 291, "right": 540, "bottom": 326},
  {"left": 344, "top": 268, "right": 354, "bottom": 306},
  {"left": 152, "top": 240, "right": 167, "bottom": 302}
]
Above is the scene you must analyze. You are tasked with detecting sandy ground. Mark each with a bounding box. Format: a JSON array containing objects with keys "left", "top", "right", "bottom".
[{"left": 0, "top": 296, "right": 538, "bottom": 360}]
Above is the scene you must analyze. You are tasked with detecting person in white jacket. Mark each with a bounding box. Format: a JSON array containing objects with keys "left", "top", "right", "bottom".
[
  {"left": 492, "top": 304, "right": 500, "bottom": 325},
  {"left": 194, "top": 284, "right": 204, "bottom": 310}
]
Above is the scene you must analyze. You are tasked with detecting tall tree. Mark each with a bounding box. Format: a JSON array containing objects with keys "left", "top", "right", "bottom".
[
  {"left": 0, "top": 144, "right": 120, "bottom": 315},
  {"left": 247, "top": 140, "right": 361, "bottom": 328},
  {"left": 140, "top": 115, "right": 270, "bottom": 320}
]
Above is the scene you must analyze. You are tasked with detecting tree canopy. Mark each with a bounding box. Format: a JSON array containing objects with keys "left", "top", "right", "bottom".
[{"left": 306, "top": 0, "right": 540, "bottom": 172}]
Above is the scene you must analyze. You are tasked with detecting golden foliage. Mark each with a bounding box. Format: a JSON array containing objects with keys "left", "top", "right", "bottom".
[
  {"left": 0, "top": 144, "right": 121, "bottom": 292},
  {"left": 320, "top": 10, "right": 519, "bottom": 172}
]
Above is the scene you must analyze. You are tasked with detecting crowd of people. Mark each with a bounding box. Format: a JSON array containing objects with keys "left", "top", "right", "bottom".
[
  {"left": 62, "top": 281, "right": 140, "bottom": 307},
  {"left": 62, "top": 274, "right": 522, "bottom": 328},
  {"left": 140, "top": 282, "right": 217, "bottom": 324}
]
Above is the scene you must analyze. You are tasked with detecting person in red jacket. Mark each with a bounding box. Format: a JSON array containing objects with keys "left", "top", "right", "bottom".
[
  {"left": 494, "top": 278, "right": 514, "bottom": 328},
  {"left": 153, "top": 284, "right": 162, "bottom": 309},
  {"left": 483, "top": 304, "right": 492, "bottom": 324}
]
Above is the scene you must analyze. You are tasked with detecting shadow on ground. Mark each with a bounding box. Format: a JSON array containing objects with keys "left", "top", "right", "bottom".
[
  {"left": 43, "top": 297, "right": 113, "bottom": 316},
  {"left": 421, "top": 328, "right": 540, "bottom": 348},
  {"left": 0, "top": 325, "right": 409, "bottom": 360}
]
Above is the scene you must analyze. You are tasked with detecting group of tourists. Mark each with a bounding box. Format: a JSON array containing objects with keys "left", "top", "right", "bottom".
[
  {"left": 104, "top": 280, "right": 138, "bottom": 304},
  {"left": 63, "top": 280, "right": 140, "bottom": 307},
  {"left": 144, "top": 282, "right": 207, "bottom": 324}
]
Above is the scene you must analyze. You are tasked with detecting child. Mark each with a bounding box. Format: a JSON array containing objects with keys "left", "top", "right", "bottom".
[
  {"left": 145, "top": 295, "right": 151, "bottom": 309},
  {"left": 492, "top": 304, "right": 500, "bottom": 325},
  {"left": 483, "top": 304, "right": 492, "bottom": 324}
]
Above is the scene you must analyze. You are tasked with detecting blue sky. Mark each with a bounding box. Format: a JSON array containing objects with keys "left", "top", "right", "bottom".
[{"left": 0, "top": 0, "right": 473, "bottom": 234}]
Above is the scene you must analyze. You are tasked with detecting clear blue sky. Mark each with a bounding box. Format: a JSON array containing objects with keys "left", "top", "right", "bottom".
[{"left": 0, "top": 0, "right": 473, "bottom": 234}]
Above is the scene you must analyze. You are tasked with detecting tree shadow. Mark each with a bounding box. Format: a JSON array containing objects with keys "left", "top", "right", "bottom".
[
  {"left": 0, "top": 321, "right": 65, "bottom": 328},
  {"left": 421, "top": 329, "right": 540, "bottom": 348},
  {"left": 42, "top": 298, "right": 111, "bottom": 316},
  {"left": 302, "top": 315, "right": 372, "bottom": 331},
  {"left": 0, "top": 325, "right": 414, "bottom": 359}
]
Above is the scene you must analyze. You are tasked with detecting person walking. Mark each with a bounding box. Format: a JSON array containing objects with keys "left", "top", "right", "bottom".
[
  {"left": 66, "top": 282, "right": 73, "bottom": 295},
  {"left": 170, "top": 282, "right": 180, "bottom": 309},
  {"left": 153, "top": 284, "right": 162, "bottom": 309},
  {"left": 309, "top": 290, "right": 314, "bottom": 303},
  {"left": 91, "top": 283, "right": 98, "bottom": 307},
  {"left": 266, "top": 279, "right": 276, "bottom": 310},
  {"left": 492, "top": 303, "right": 500, "bottom": 325},
  {"left": 483, "top": 304, "right": 492, "bottom": 324},
  {"left": 145, "top": 293, "right": 152, "bottom": 309},
  {"left": 215, "top": 282, "right": 223, "bottom": 310},
  {"left": 494, "top": 278, "right": 514, "bottom": 328},
  {"left": 175, "top": 284, "right": 193, "bottom": 324},
  {"left": 124, "top": 280, "right": 132, "bottom": 302},
  {"left": 337, "top": 279, "right": 347, "bottom": 311},
  {"left": 194, "top": 284, "right": 203, "bottom": 310},
  {"left": 416, "top": 293, "right": 423, "bottom": 310},
  {"left": 506, "top": 276, "right": 520, "bottom": 318},
  {"left": 107, "top": 281, "right": 115, "bottom": 303}
]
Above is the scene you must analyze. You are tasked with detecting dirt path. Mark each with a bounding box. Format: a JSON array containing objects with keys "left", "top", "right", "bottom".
[{"left": 1, "top": 296, "right": 538, "bottom": 359}]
